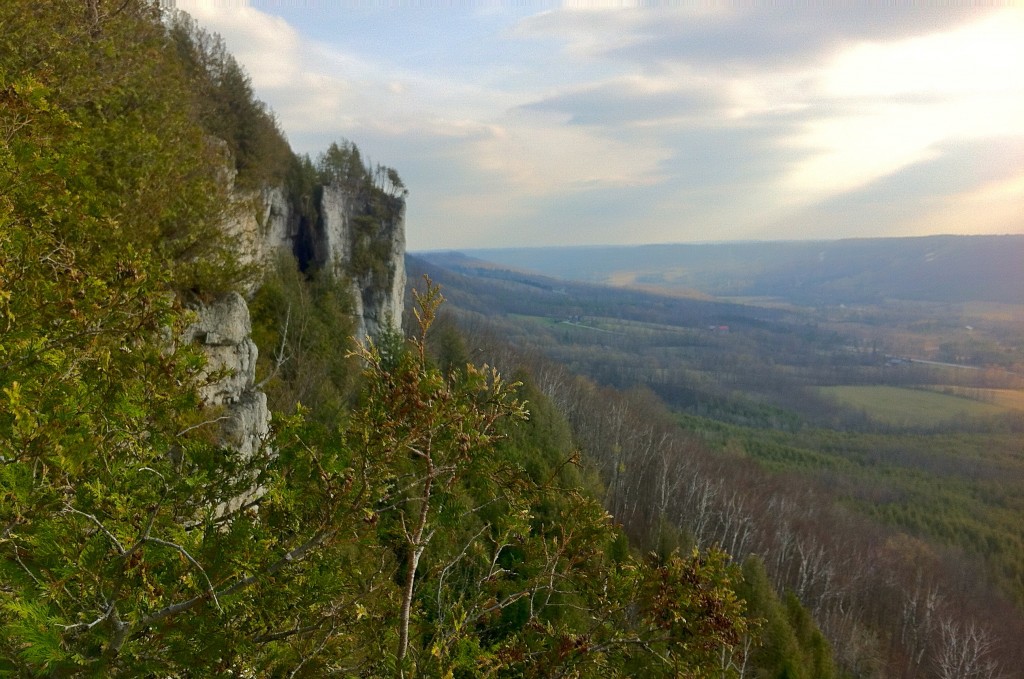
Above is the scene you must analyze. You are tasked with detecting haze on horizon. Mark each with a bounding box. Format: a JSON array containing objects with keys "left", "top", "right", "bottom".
[{"left": 175, "top": 1, "right": 1024, "bottom": 252}]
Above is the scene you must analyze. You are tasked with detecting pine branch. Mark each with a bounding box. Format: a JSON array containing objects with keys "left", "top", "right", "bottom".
[{"left": 137, "top": 527, "right": 336, "bottom": 628}]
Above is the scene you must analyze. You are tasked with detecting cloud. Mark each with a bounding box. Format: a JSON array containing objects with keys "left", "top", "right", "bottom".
[
  {"left": 840, "top": 138, "right": 1024, "bottom": 204},
  {"left": 519, "top": 76, "right": 725, "bottom": 125},
  {"left": 771, "top": 137, "right": 1024, "bottom": 240},
  {"left": 174, "top": 2, "right": 304, "bottom": 89},
  {"left": 775, "top": 10, "right": 1024, "bottom": 207},
  {"left": 174, "top": 2, "right": 1024, "bottom": 249},
  {"left": 517, "top": 5, "right": 1000, "bottom": 71}
]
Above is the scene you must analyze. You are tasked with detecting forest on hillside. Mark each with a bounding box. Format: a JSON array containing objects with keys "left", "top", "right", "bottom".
[
  {"left": 0, "top": 2, "right": 830, "bottom": 676},
  {"left": 411, "top": 252, "right": 1024, "bottom": 678},
  {"left": 463, "top": 236, "right": 1024, "bottom": 307}
]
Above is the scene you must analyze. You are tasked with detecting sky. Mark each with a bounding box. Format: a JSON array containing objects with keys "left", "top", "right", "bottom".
[{"left": 173, "top": 1, "right": 1024, "bottom": 252}]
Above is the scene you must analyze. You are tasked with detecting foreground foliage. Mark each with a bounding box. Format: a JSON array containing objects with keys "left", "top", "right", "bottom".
[
  {"left": 2, "top": 2, "right": 755, "bottom": 674},
  {"left": 2, "top": 263, "right": 750, "bottom": 677}
]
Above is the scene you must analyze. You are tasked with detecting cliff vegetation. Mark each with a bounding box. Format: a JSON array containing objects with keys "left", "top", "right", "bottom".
[{"left": 0, "top": 2, "right": 781, "bottom": 676}]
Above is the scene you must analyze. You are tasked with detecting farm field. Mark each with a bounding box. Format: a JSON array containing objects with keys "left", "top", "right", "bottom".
[
  {"left": 818, "top": 385, "right": 1012, "bottom": 427},
  {"left": 927, "top": 386, "right": 1024, "bottom": 410},
  {"left": 414, "top": 250, "right": 1024, "bottom": 607}
]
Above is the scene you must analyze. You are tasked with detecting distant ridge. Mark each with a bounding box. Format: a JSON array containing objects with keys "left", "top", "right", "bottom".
[{"left": 437, "top": 235, "right": 1024, "bottom": 305}]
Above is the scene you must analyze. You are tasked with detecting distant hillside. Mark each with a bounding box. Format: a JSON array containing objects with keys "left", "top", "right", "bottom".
[
  {"left": 445, "top": 235, "right": 1024, "bottom": 305},
  {"left": 408, "top": 253, "right": 792, "bottom": 330},
  {"left": 408, "top": 251, "right": 1024, "bottom": 678}
]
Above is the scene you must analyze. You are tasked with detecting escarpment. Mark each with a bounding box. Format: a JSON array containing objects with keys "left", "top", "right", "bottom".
[
  {"left": 184, "top": 292, "right": 269, "bottom": 516},
  {"left": 314, "top": 182, "right": 406, "bottom": 341},
  {"left": 193, "top": 153, "right": 407, "bottom": 478},
  {"left": 185, "top": 292, "right": 268, "bottom": 460},
  {"left": 221, "top": 174, "right": 406, "bottom": 342}
]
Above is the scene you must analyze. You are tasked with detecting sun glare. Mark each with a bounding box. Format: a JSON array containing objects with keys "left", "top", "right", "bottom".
[
  {"left": 827, "top": 10, "right": 1024, "bottom": 100},
  {"left": 781, "top": 9, "right": 1024, "bottom": 205}
]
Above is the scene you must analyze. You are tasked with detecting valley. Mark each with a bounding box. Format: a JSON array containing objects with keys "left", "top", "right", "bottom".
[
  {"left": 413, "top": 241, "right": 1024, "bottom": 675},
  {"left": 7, "top": 2, "right": 1022, "bottom": 675}
]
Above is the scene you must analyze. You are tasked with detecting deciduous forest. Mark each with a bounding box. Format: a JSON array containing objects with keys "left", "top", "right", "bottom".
[{"left": 412, "top": 250, "right": 1024, "bottom": 678}]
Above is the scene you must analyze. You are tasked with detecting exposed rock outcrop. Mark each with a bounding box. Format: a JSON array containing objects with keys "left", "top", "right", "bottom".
[
  {"left": 185, "top": 292, "right": 270, "bottom": 461},
  {"left": 224, "top": 179, "right": 405, "bottom": 342},
  {"left": 220, "top": 185, "right": 296, "bottom": 292},
  {"left": 317, "top": 182, "right": 406, "bottom": 340},
  {"left": 259, "top": 185, "right": 293, "bottom": 258},
  {"left": 193, "top": 160, "right": 407, "bottom": 506}
]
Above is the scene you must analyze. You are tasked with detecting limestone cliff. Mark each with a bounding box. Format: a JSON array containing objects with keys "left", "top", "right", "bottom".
[
  {"left": 219, "top": 185, "right": 294, "bottom": 291},
  {"left": 184, "top": 293, "right": 269, "bottom": 515},
  {"left": 190, "top": 168, "right": 407, "bottom": 489},
  {"left": 315, "top": 182, "right": 406, "bottom": 340},
  {"left": 223, "top": 179, "right": 405, "bottom": 342}
]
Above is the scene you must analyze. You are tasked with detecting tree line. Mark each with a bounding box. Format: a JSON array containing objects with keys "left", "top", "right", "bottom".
[{"left": 432, "top": 297, "right": 1024, "bottom": 678}]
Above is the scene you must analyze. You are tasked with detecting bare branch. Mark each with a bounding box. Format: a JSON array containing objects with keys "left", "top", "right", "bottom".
[
  {"left": 143, "top": 537, "right": 221, "bottom": 612},
  {"left": 63, "top": 505, "right": 126, "bottom": 555},
  {"left": 60, "top": 601, "right": 117, "bottom": 634},
  {"left": 176, "top": 415, "right": 232, "bottom": 438},
  {"left": 257, "top": 303, "right": 291, "bottom": 389},
  {"left": 436, "top": 523, "right": 491, "bottom": 621}
]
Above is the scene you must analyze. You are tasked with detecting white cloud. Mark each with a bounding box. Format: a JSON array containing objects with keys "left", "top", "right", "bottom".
[
  {"left": 824, "top": 11, "right": 1024, "bottom": 101},
  {"left": 174, "top": 2, "right": 1024, "bottom": 248},
  {"left": 473, "top": 116, "right": 669, "bottom": 193},
  {"left": 777, "top": 9, "right": 1024, "bottom": 209},
  {"left": 916, "top": 172, "right": 1024, "bottom": 237}
]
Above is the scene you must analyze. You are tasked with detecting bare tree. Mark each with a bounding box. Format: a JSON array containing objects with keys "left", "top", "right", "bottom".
[{"left": 933, "top": 619, "right": 1004, "bottom": 679}]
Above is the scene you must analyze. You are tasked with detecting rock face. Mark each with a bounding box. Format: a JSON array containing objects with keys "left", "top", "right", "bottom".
[
  {"left": 189, "top": 145, "right": 407, "bottom": 517},
  {"left": 185, "top": 292, "right": 270, "bottom": 461},
  {"left": 225, "top": 180, "right": 406, "bottom": 342},
  {"left": 316, "top": 182, "right": 406, "bottom": 340},
  {"left": 220, "top": 185, "right": 296, "bottom": 293},
  {"left": 192, "top": 172, "right": 406, "bottom": 511},
  {"left": 259, "top": 185, "right": 293, "bottom": 258}
]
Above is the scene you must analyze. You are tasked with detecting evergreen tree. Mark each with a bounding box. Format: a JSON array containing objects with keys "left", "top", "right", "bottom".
[{"left": 1, "top": 3, "right": 753, "bottom": 675}]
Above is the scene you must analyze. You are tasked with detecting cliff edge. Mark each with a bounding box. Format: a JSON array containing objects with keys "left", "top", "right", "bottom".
[{"left": 192, "top": 160, "right": 408, "bottom": 477}]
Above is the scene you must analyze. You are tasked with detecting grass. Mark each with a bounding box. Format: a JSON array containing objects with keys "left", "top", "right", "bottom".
[
  {"left": 819, "top": 385, "right": 1010, "bottom": 427},
  {"left": 922, "top": 387, "right": 1024, "bottom": 411},
  {"left": 988, "top": 389, "right": 1024, "bottom": 410},
  {"left": 507, "top": 313, "right": 559, "bottom": 326}
]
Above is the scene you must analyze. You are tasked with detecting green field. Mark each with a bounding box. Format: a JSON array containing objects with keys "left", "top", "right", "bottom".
[{"left": 819, "top": 385, "right": 1010, "bottom": 426}]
